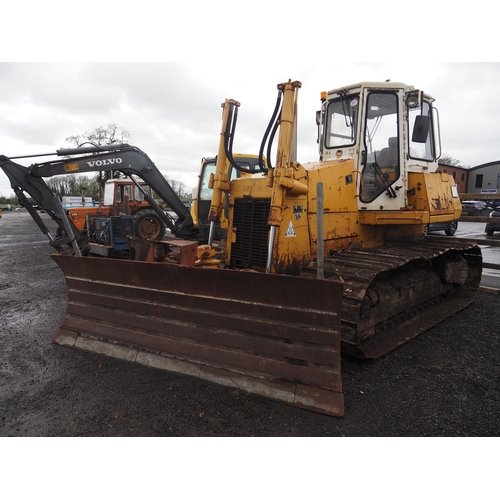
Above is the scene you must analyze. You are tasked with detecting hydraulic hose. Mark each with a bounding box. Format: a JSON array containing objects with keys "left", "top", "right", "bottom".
[
  {"left": 224, "top": 104, "right": 258, "bottom": 174},
  {"left": 258, "top": 89, "right": 283, "bottom": 172}
]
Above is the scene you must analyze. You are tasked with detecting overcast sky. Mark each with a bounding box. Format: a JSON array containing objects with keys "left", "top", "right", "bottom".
[
  {"left": 0, "top": 3, "right": 495, "bottom": 484},
  {"left": 1, "top": 62, "right": 499, "bottom": 197}
]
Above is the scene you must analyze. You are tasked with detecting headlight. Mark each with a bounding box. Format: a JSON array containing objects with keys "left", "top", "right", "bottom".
[{"left": 406, "top": 92, "right": 420, "bottom": 108}]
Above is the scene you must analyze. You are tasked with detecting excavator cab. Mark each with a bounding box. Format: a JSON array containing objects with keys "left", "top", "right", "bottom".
[{"left": 191, "top": 154, "right": 266, "bottom": 241}]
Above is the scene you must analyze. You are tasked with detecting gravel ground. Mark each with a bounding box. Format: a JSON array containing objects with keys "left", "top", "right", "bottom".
[{"left": 1, "top": 211, "right": 499, "bottom": 437}]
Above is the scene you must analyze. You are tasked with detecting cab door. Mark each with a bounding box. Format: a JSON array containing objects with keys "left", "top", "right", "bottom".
[{"left": 359, "top": 90, "right": 404, "bottom": 210}]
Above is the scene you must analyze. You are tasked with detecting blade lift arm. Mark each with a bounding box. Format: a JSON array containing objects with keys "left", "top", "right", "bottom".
[
  {"left": 266, "top": 80, "right": 308, "bottom": 273},
  {"left": 207, "top": 99, "right": 240, "bottom": 246}
]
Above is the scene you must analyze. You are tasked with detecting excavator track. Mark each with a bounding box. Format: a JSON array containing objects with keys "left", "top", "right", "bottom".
[{"left": 303, "top": 237, "right": 482, "bottom": 358}]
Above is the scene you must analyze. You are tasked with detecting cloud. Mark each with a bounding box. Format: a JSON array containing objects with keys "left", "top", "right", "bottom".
[{"left": 1, "top": 62, "right": 500, "bottom": 197}]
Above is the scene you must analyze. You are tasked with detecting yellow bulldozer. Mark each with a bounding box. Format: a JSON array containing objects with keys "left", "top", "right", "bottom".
[{"left": 0, "top": 79, "right": 482, "bottom": 417}]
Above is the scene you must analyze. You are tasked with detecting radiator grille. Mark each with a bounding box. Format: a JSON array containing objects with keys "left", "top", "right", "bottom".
[{"left": 230, "top": 199, "right": 270, "bottom": 270}]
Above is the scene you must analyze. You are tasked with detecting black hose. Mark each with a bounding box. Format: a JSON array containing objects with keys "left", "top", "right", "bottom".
[
  {"left": 266, "top": 115, "right": 280, "bottom": 171},
  {"left": 224, "top": 103, "right": 258, "bottom": 174},
  {"left": 258, "top": 90, "right": 283, "bottom": 172}
]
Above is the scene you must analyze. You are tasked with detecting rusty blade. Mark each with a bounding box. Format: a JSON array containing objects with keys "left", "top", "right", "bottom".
[{"left": 51, "top": 254, "right": 344, "bottom": 416}]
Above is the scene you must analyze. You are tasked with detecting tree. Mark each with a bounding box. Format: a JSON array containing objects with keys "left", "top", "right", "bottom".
[
  {"left": 439, "top": 154, "right": 466, "bottom": 167},
  {"left": 0, "top": 194, "right": 17, "bottom": 205},
  {"left": 66, "top": 123, "right": 132, "bottom": 149},
  {"left": 163, "top": 176, "right": 192, "bottom": 200},
  {"left": 45, "top": 174, "right": 100, "bottom": 200},
  {"left": 64, "top": 124, "right": 133, "bottom": 195}
]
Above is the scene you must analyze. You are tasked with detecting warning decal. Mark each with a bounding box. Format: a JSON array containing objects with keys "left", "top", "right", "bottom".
[{"left": 285, "top": 221, "right": 296, "bottom": 238}]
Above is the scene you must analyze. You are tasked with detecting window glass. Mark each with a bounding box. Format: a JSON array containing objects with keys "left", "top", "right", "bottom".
[
  {"left": 409, "top": 101, "right": 434, "bottom": 161},
  {"left": 123, "top": 185, "right": 132, "bottom": 201},
  {"left": 134, "top": 184, "right": 151, "bottom": 201},
  {"left": 324, "top": 94, "right": 360, "bottom": 148},
  {"left": 200, "top": 161, "right": 216, "bottom": 201},
  {"left": 199, "top": 160, "right": 246, "bottom": 202},
  {"left": 232, "top": 163, "right": 249, "bottom": 179},
  {"left": 360, "top": 92, "right": 399, "bottom": 203}
]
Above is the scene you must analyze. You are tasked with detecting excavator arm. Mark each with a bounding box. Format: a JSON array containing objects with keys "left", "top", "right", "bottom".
[
  {"left": 0, "top": 154, "right": 90, "bottom": 255},
  {"left": 1, "top": 144, "right": 198, "bottom": 253},
  {"left": 27, "top": 144, "right": 196, "bottom": 237}
]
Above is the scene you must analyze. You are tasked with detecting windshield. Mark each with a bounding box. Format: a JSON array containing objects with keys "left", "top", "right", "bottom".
[
  {"left": 200, "top": 161, "right": 217, "bottom": 201},
  {"left": 324, "top": 93, "right": 360, "bottom": 148},
  {"left": 199, "top": 160, "right": 246, "bottom": 201}
]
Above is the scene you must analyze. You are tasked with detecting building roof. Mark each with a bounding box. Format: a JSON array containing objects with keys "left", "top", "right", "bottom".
[{"left": 467, "top": 160, "right": 500, "bottom": 172}]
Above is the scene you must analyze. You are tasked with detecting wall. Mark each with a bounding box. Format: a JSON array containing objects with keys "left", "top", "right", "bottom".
[
  {"left": 437, "top": 164, "right": 469, "bottom": 194},
  {"left": 465, "top": 160, "right": 500, "bottom": 194}
]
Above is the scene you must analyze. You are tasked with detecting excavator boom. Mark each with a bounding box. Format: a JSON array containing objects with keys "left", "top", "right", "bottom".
[{"left": 0, "top": 144, "right": 199, "bottom": 254}]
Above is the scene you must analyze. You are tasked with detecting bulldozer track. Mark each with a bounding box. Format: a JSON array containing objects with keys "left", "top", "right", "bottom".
[{"left": 303, "top": 237, "right": 482, "bottom": 358}]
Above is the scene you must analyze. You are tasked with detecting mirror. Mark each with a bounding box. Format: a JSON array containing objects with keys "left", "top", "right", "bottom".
[
  {"left": 316, "top": 110, "right": 321, "bottom": 126},
  {"left": 412, "top": 115, "right": 430, "bottom": 143}
]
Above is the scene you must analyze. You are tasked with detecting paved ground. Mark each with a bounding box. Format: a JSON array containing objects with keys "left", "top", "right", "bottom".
[{"left": 1, "top": 211, "right": 499, "bottom": 437}]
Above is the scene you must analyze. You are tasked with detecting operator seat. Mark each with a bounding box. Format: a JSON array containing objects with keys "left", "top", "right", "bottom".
[{"left": 377, "top": 137, "right": 398, "bottom": 168}]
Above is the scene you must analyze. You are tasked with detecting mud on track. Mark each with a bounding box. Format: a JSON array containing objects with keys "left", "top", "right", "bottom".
[{"left": 1, "top": 211, "right": 499, "bottom": 437}]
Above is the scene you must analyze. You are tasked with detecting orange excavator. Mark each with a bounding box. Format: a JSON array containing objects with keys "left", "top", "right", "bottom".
[{"left": 0, "top": 79, "right": 481, "bottom": 417}]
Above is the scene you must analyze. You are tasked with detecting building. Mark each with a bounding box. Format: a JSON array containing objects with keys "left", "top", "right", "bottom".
[
  {"left": 465, "top": 160, "right": 500, "bottom": 195},
  {"left": 437, "top": 163, "right": 469, "bottom": 194}
]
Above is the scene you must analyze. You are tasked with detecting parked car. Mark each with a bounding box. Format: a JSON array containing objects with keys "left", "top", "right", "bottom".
[
  {"left": 486, "top": 200, "right": 500, "bottom": 210},
  {"left": 461, "top": 201, "right": 490, "bottom": 216},
  {"left": 485, "top": 208, "right": 500, "bottom": 235},
  {"left": 424, "top": 220, "right": 458, "bottom": 236}
]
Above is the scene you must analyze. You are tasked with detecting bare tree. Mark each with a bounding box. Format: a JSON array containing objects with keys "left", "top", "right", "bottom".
[
  {"left": 439, "top": 154, "right": 466, "bottom": 167},
  {"left": 65, "top": 123, "right": 132, "bottom": 149},
  {"left": 164, "top": 176, "right": 192, "bottom": 200},
  {"left": 64, "top": 124, "right": 133, "bottom": 192}
]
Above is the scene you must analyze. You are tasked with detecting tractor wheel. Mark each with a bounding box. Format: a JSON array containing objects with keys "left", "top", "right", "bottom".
[
  {"left": 133, "top": 210, "right": 166, "bottom": 240},
  {"left": 445, "top": 221, "right": 458, "bottom": 236}
]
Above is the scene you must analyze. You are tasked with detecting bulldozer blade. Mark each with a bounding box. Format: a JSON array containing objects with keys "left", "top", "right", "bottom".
[{"left": 51, "top": 254, "right": 344, "bottom": 417}]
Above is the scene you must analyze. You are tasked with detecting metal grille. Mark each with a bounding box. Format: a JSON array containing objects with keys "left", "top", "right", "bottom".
[
  {"left": 230, "top": 198, "right": 270, "bottom": 270},
  {"left": 111, "top": 216, "right": 134, "bottom": 243}
]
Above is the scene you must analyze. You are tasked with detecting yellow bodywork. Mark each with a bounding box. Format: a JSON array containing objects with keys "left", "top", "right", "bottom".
[{"left": 226, "top": 158, "right": 461, "bottom": 274}]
